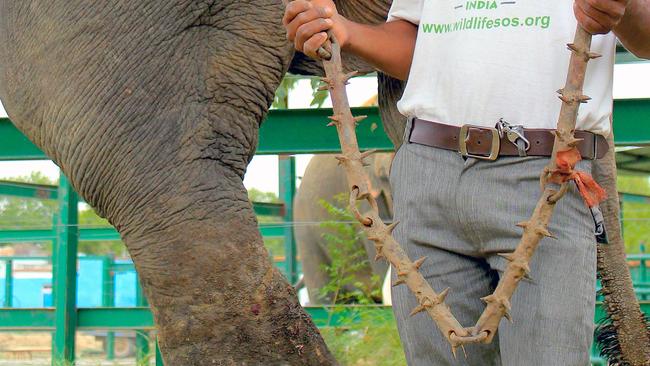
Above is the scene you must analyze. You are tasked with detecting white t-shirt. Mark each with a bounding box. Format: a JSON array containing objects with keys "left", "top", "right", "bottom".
[{"left": 387, "top": 0, "right": 617, "bottom": 136}]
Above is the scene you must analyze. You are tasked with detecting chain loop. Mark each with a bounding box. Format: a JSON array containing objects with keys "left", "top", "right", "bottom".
[{"left": 349, "top": 188, "right": 373, "bottom": 227}]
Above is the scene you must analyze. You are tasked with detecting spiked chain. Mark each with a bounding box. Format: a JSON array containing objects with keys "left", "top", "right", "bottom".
[
  {"left": 319, "top": 34, "right": 485, "bottom": 355},
  {"left": 303, "top": 19, "right": 596, "bottom": 353},
  {"left": 471, "top": 27, "right": 599, "bottom": 344}
]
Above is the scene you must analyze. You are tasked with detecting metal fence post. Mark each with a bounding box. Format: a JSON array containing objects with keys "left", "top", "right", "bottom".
[
  {"left": 52, "top": 173, "right": 79, "bottom": 364},
  {"left": 620, "top": 198, "right": 625, "bottom": 244},
  {"left": 640, "top": 244, "right": 648, "bottom": 300},
  {"left": 156, "top": 338, "right": 164, "bottom": 366},
  {"left": 101, "top": 256, "right": 115, "bottom": 360},
  {"left": 279, "top": 155, "right": 297, "bottom": 284},
  {"left": 3, "top": 259, "right": 12, "bottom": 307},
  {"left": 136, "top": 275, "right": 150, "bottom": 364}
]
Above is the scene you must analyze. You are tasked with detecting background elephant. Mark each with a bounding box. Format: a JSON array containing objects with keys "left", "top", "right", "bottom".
[
  {"left": 0, "top": 0, "right": 405, "bottom": 364},
  {"left": 294, "top": 153, "right": 393, "bottom": 304}
]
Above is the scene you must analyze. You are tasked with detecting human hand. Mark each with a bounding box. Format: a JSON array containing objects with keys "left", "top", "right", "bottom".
[
  {"left": 282, "top": 0, "right": 350, "bottom": 59},
  {"left": 574, "top": 0, "right": 631, "bottom": 34}
]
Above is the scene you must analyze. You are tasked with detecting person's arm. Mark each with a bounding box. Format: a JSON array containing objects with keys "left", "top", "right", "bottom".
[
  {"left": 282, "top": 0, "right": 418, "bottom": 80},
  {"left": 614, "top": 0, "right": 650, "bottom": 59},
  {"left": 574, "top": 0, "right": 650, "bottom": 59}
]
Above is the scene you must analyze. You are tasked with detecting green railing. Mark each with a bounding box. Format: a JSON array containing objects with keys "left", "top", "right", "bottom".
[
  {"left": 0, "top": 167, "right": 297, "bottom": 364},
  {"left": 1, "top": 74, "right": 649, "bottom": 364}
]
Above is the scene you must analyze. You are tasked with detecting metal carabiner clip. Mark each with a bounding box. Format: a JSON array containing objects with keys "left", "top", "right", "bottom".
[{"left": 496, "top": 119, "right": 530, "bottom": 157}]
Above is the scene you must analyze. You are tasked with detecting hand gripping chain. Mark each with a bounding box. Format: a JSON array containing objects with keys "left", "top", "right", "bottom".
[{"left": 284, "top": 0, "right": 601, "bottom": 355}]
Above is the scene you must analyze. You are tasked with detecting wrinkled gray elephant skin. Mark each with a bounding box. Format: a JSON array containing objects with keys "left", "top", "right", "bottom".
[
  {"left": 0, "top": 0, "right": 405, "bottom": 364},
  {"left": 294, "top": 153, "right": 393, "bottom": 304}
]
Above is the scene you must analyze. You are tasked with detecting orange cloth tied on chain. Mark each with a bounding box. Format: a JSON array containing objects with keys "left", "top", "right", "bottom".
[{"left": 549, "top": 147, "right": 607, "bottom": 207}]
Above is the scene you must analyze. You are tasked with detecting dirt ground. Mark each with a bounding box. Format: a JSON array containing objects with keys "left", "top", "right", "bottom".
[{"left": 0, "top": 332, "right": 152, "bottom": 365}]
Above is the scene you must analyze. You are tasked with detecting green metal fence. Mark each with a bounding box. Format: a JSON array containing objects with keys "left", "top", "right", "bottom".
[
  {"left": 1, "top": 92, "right": 650, "bottom": 363},
  {"left": 0, "top": 166, "right": 295, "bottom": 364}
]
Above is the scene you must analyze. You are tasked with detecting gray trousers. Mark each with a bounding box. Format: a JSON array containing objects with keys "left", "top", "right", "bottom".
[{"left": 389, "top": 121, "right": 597, "bottom": 366}]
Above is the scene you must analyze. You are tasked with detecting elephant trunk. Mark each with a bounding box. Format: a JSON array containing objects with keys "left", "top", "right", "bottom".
[{"left": 593, "top": 130, "right": 650, "bottom": 365}]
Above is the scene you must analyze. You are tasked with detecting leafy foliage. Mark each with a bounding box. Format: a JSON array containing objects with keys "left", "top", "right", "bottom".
[
  {"left": 272, "top": 76, "right": 298, "bottom": 109},
  {"left": 309, "top": 77, "right": 329, "bottom": 108},
  {"left": 0, "top": 172, "right": 125, "bottom": 256},
  {"left": 0, "top": 172, "right": 57, "bottom": 230},
  {"left": 272, "top": 75, "right": 329, "bottom": 109},
  {"left": 317, "top": 194, "right": 380, "bottom": 305},
  {"left": 617, "top": 175, "right": 650, "bottom": 253},
  {"left": 248, "top": 187, "right": 280, "bottom": 204},
  {"left": 316, "top": 194, "right": 406, "bottom": 365}
]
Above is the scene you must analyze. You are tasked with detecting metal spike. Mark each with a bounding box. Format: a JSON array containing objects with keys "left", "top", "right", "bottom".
[
  {"left": 367, "top": 235, "right": 381, "bottom": 242},
  {"left": 567, "top": 137, "right": 584, "bottom": 147},
  {"left": 481, "top": 294, "right": 495, "bottom": 304},
  {"left": 578, "top": 95, "right": 591, "bottom": 103},
  {"left": 317, "top": 84, "right": 329, "bottom": 92},
  {"left": 319, "top": 77, "right": 332, "bottom": 84},
  {"left": 343, "top": 70, "right": 359, "bottom": 83},
  {"left": 588, "top": 52, "right": 602, "bottom": 59},
  {"left": 567, "top": 43, "right": 579, "bottom": 52},
  {"left": 516, "top": 221, "right": 529, "bottom": 229},
  {"left": 386, "top": 221, "right": 399, "bottom": 234},
  {"left": 409, "top": 304, "right": 426, "bottom": 317},
  {"left": 497, "top": 253, "right": 515, "bottom": 262},
  {"left": 373, "top": 244, "right": 383, "bottom": 260},
  {"left": 397, "top": 270, "right": 409, "bottom": 277},
  {"left": 535, "top": 227, "right": 556, "bottom": 239},
  {"left": 359, "top": 149, "right": 377, "bottom": 161},
  {"left": 413, "top": 256, "right": 427, "bottom": 269},
  {"left": 558, "top": 95, "right": 573, "bottom": 104},
  {"left": 392, "top": 278, "right": 406, "bottom": 287},
  {"left": 438, "top": 287, "right": 450, "bottom": 303},
  {"left": 556, "top": 88, "right": 565, "bottom": 95},
  {"left": 451, "top": 345, "right": 458, "bottom": 359},
  {"left": 334, "top": 155, "right": 347, "bottom": 165},
  {"left": 328, "top": 115, "right": 341, "bottom": 122},
  {"left": 354, "top": 115, "right": 368, "bottom": 123},
  {"left": 502, "top": 298, "right": 512, "bottom": 311},
  {"left": 504, "top": 311, "right": 513, "bottom": 323}
]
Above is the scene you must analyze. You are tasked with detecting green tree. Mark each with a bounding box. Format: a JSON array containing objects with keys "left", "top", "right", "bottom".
[
  {"left": 617, "top": 174, "right": 650, "bottom": 253},
  {"left": 0, "top": 172, "right": 57, "bottom": 231},
  {"left": 272, "top": 74, "right": 329, "bottom": 109},
  {"left": 0, "top": 172, "right": 126, "bottom": 256},
  {"left": 248, "top": 187, "right": 280, "bottom": 203},
  {"left": 318, "top": 194, "right": 380, "bottom": 305}
]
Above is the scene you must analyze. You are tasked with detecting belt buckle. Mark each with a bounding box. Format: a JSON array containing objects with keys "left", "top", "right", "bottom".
[{"left": 459, "top": 124, "right": 500, "bottom": 161}]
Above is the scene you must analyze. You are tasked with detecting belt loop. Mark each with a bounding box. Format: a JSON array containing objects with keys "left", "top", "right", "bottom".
[
  {"left": 593, "top": 134, "right": 598, "bottom": 160},
  {"left": 403, "top": 116, "right": 415, "bottom": 144}
]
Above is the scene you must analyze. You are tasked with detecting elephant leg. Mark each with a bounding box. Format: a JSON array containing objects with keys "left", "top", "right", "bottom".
[
  {"left": 120, "top": 160, "right": 335, "bottom": 365},
  {"left": 0, "top": 1, "right": 337, "bottom": 363},
  {"left": 296, "top": 225, "right": 334, "bottom": 304}
]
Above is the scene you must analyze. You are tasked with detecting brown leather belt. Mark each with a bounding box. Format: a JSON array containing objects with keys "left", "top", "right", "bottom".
[{"left": 408, "top": 118, "right": 608, "bottom": 160}]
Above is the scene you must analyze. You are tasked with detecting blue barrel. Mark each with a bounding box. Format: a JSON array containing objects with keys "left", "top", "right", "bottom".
[{"left": 42, "top": 283, "right": 52, "bottom": 306}]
